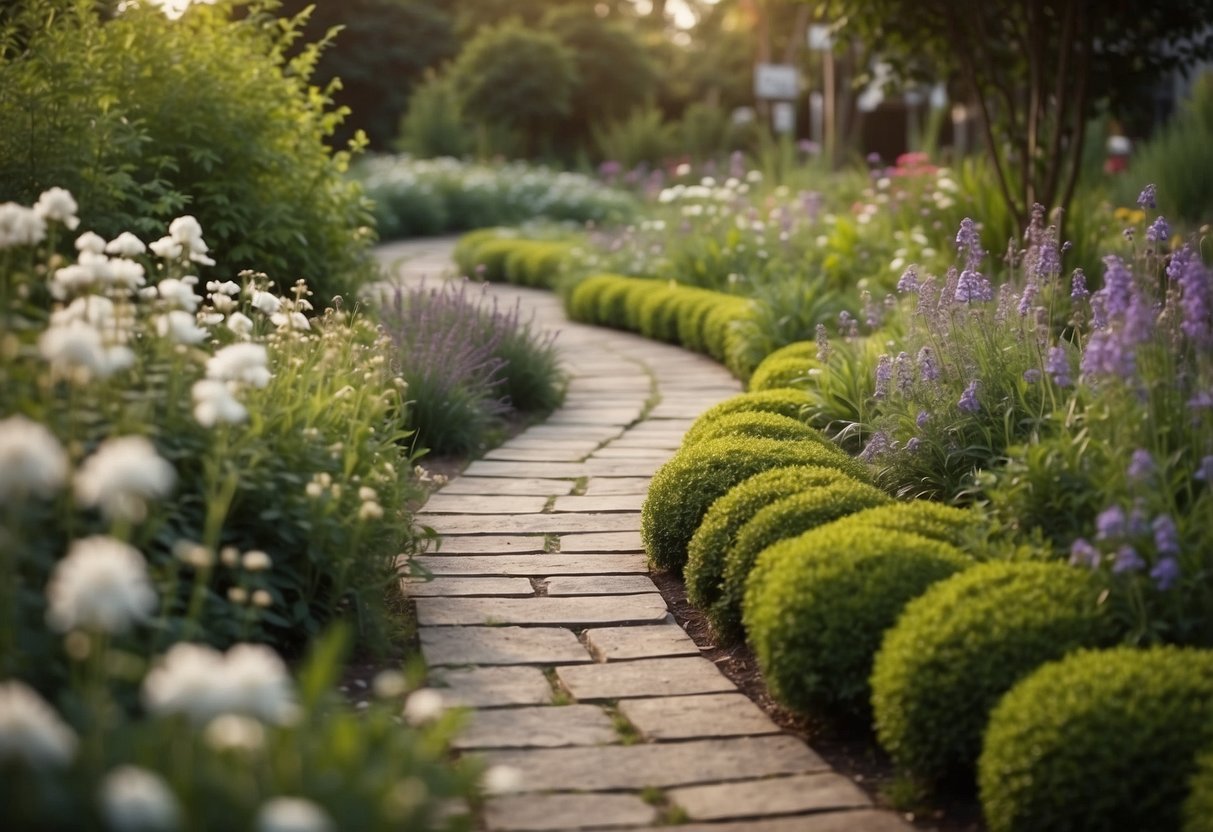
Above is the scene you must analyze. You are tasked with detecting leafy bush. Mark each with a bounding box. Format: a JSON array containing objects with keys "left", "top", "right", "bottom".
[
  {"left": 1125, "top": 74, "right": 1213, "bottom": 225},
  {"left": 684, "top": 465, "right": 852, "bottom": 613},
  {"left": 593, "top": 104, "right": 677, "bottom": 168},
  {"left": 453, "top": 228, "right": 515, "bottom": 276},
  {"left": 682, "top": 389, "right": 816, "bottom": 445},
  {"left": 978, "top": 646, "right": 1213, "bottom": 832},
  {"left": 686, "top": 411, "right": 840, "bottom": 449},
  {"left": 1185, "top": 751, "right": 1213, "bottom": 832},
  {"left": 829, "top": 501, "right": 983, "bottom": 548},
  {"left": 642, "top": 436, "right": 875, "bottom": 574},
  {"left": 871, "top": 562, "right": 1118, "bottom": 784},
  {"left": 0, "top": 0, "right": 375, "bottom": 303},
  {"left": 711, "top": 478, "right": 893, "bottom": 643},
  {"left": 749, "top": 354, "right": 821, "bottom": 392},
  {"left": 744, "top": 526, "right": 970, "bottom": 714},
  {"left": 396, "top": 71, "right": 473, "bottom": 159}
]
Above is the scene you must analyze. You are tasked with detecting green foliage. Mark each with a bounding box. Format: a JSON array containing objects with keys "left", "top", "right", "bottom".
[
  {"left": 503, "top": 241, "right": 576, "bottom": 289},
  {"left": 978, "top": 646, "right": 1213, "bottom": 832},
  {"left": 871, "top": 562, "right": 1119, "bottom": 784},
  {"left": 448, "top": 21, "right": 577, "bottom": 157},
  {"left": 829, "top": 501, "right": 984, "bottom": 549},
  {"left": 1184, "top": 751, "right": 1213, "bottom": 832},
  {"left": 684, "top": 465, "right": 851, "bottom": 613},
  {"left": 686, "top": 411, "right": 838, "bottom": 449},
  {"left": 711, "top": 479, "right": 893, "bottom": 643},
  {"left": 678, "top": 101, "right": 736, "bottom": 161},
  {"left": 396, "top": 71, "right": 473, "bottom": 159},
  {"left": 642, "top": 436, "right": 876, "bottom": 574},
  {"left": 0, "top": 0, "right": 375, "bottom": 303},
  {"left": 1128, "top": 73, "right": 1213, "bottom": 225},
  {"left": 744, "top": 526, "right": 970, "bottom": 715},
  {"left": 682, "top": 389, "right": 815, "bottom": 445},
  {"left": 593, "top": 104, "right": 677, "bottom": 169},
  {"left": 749, "top": 354, "right": 821, "bottom": 392}
]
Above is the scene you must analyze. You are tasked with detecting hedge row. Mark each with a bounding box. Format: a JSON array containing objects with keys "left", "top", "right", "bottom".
[
  {"left": 452, "top": 228, "right": 573, "bottom": 289},
  {"left": 748, "top": 340, "right": 820, "bottom": 392}
]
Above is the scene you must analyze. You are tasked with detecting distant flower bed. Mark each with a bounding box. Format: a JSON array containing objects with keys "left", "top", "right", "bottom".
[{"left": 355, "top": 155, "right": 638, "bottom": 240}]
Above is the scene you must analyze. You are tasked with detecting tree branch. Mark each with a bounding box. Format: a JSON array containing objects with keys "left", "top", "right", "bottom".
[
  {"left": 1057, "top": 5, "right": 1091, "bottom": 236},
  {"left": 1041, "top": 0, "right": 1078, "bottom": 210}
]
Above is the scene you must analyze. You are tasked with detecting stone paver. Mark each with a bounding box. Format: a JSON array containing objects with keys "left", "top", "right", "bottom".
[
  {"left": 557, "top": 657, "right": 734, "bottom": 701},
  {"left": 454, "top": 705, "right": 617, "bottom": 750},
  {"left": 485, "top": 795, "right": 657, "bottom": 832},
  {"left": 668, "top": 773, "right": 872, "bottom": 821},
  {"left": 618, "top": 693, "right": 782, "bottom": 740},
  {"left": 415, "top": 594, "right": 668, "bottom": 627},
  {"left": 420, "top": 627, "right": 591, "bottom": 666},
  {"left": 583, "top": 624, "right": 699, "bottom": 661},
  {"left": 380, "top": 240, "right": 924, "bottom": 832}
]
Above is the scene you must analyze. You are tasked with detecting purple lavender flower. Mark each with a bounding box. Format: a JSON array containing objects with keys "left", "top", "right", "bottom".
[
  {"left": 729, "top": 150, "right": 745, "bottom": 180},
  {"left": 905, "top": 436, "right": 922, "bottom": 452},
  {"left": 1018, "top": 279, "right": 1038, "bottom": 317},
  {"left": 1080, "top": 331, "right": 1136, "bottom": 379},
  {"left": 916, "top": 409, "right": 930, "bottom": 429},
  {"left": 957, "top": 379, "right": 980, "bottom": 413},
  {"left": 1197, "top": 455, "right": 1213, "bottom": 483},
  {"left": 1152, "top": 514, "right": 1180, "bottom": 556},
  {"left": 1046, "top": 346, "right": 1072, "bottom": 387},
  {"left": 1146, "top": 216, "right": 1170, "bottom": 244},
  {"left": 1168, "top": 245, "right": 1212, "bottom": 345},
  {"left": 815, "top": 323, "right": 831, "bottom": 363},
  {"left": 859, "top": 431, "right": 894, "bottom": 462},
  {"left": 1112, "top": 545, "right": 1146, "bottom": 574},
  {"left": 1099, "top": 255, "right": 1135, "bottom": 319},
  {"left": 1069, "top": 538, "right": 1101, "bottom": 569},
  {"left": 1128, "top": 502, "right": 1150, "bottom": 537},
  {"left": 873, "top": 354, "right": 892, "bottom": 399},
  {"left": 1150, "top": 557, "right": 1181, "bottom": 590},
  {"left": 1123, "top": 295, "right": 1156, "bottom": 344},
  {"left": 955, "top": 269, "right": 993, "bottom": 303},
  {"left": 1189, "top": 390, "right": 1213, "bottom": 410},
  {"left": 1127, "top": 449, "right": 1155, "bottom": 482},
  {"left": 955, "top": 218, "right": 984, "bottom": 268},
  {"left": 897, "top": 266, "right": 920, "bottom": 294},
  {"left": 1137, "top": 184, "right": 1157, "bottom": 209},
  {"left": 1023, "top": 368, "right": 1042, "bottom": 383},
  {"left": 917, "top": 347, "right": 940, "bottom": 383},
  {"left": 996, "top": 283, "right": 1014, "bottom": 324},
  {"left": 894, "top": 352, "right": 913, "bottom": 395},
  {"left": 866, "top": 151, "right": 883, "bottom": 166},
  {"left": 862, "top": 290, "right": 882, "bottom": 329},
  {"left": 838, "top": 310, "right": 859, "bottom": 338},
  {"left": 1095, "top": 505, "right": 1126, "bottom": 540},
  {"left": 1070, "top": 269, "right": 1089, "bottom": 301}
]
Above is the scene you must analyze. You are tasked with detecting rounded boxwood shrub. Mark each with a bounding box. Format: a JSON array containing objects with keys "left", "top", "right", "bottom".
[
  {"left": 683, "top": 389, "right": 816, "bottom": 446},
  {"left": 453, "top": 227, "right": 509, "bottom": 275},
  {"left": 744, "top": 526, "right": 970, "bottom": 714},
  {"left": 749, "top": 354, "right": 820, "bottom": 392},
  {"left": 979, "top": 646, "right": 1213, "bottom": 832},
  {"left": 642, "top": 436, "right": 874, "bottom": 574},
  {"left": 503, "top": 240, "right": 570, "bottom": 288},
  {"left": 870, "top": 562, "right": 1118, "bottom": 784},
  {"left": 685, "top": 465, "right": 853, "bottom": 612},
  {"left": 675, "top": 293, "right": 720, "bottom": 353},
  {"left": 1184, "top": 751, "right": 1213, "bottom": 832},
  {"left": 566, "top": 274, "right": 618, "bottom": 323},
  {"left": 711, "top": 479, "right": 892, "bottom": 643},
  {"left": 689, "top": 411, "right": 837, "bottom": 450},
  {"left": 636, "top": 285, "right": 682, "bottom": 343},
  {"left": 830, "top": 501, "right": 980, "bottom": 548},
  {"left": 465, "top": 237, "right": 521, "bottom": 282}
]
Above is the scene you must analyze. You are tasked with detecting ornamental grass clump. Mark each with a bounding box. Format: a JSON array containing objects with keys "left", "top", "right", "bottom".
[
  {"left": 871, "top": 562, "right": 1119, "bottom": 785},
  {"left": 978, "top": 646, "right": 1213, "bottom": 832}
]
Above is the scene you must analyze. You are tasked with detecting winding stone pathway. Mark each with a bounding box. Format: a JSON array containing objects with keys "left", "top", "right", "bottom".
[{"left": 377, "top": 239, "right": 912, "bottom": 832}]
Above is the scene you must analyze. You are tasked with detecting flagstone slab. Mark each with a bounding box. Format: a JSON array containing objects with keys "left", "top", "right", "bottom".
[
  {"left": 462, "top": 461, "right": 591, "bottom": 479},
  {"left": 496, "top": 439, "right": 604, "bottom": 453},
  {"left": 425, "top": 536, "right": 547, "bottom": 555},
  {"left": 481, "top": 448, "right": 590, "bottom": 463},
  {"left": 403, "top": 577, "right": 534, "bottom": 597},
  {"left": 431, "top": 666, "right": 553, "bottom": 707},
  {"left": 478, "top": 736, "right": 826, "bottom": 792},
  {"left": 583, "top": 624, "right": 700, "bottom": 662},
  {"left": 618, "top": 693, "right": 782, "bottom": 740},
  {"left": 420, "top": 495, "right": 550, "bottom": 514},
  {"left": 557, "top": 656, "right": 733, "bottom": 701},
  {"left": 668, "top": 773, "right": 872, "bottom": 822},
  {"left": 559, "top": 531, "right": 645, "bottom": 552},
  {"left": 438, "top": 478, "right": 576, "bottom": 497},
  {"left": 589, "top": 447, "right": 672, "bottom": 460},
  {"left": 599, "top": 811, "right": 913, "bottom": 832},
  {"left": 423, "top": 513, "right": 640, "bottom": 535},
  {"left": 579, "top": 478, "right": 653, "bottom": 496},
  {"left": 415, "top": 555, "right": 649, "bottom": 577},
  {"left": 551, "top": 495, "right": 646, "bottom": 513},
  {"left": 485, "top": 794, "right": 657, "bottom": 832},
  {"left": 420, "top": 626, "right": 591, "bottom": 666},
  {"left": 454, "top": 705, "right": 618, "bottom": 750},
  {"left": 415, "top": 594, "right": 668, "bottom": 627},
  {"left": 600, "top": 437, "right": 683, "bottom": 450},
  {"left": 584, "top": 459, "right": 665, "bottom": 477},
  {"left": 541, "top": 575, "right": 658, "bottom": 596}
]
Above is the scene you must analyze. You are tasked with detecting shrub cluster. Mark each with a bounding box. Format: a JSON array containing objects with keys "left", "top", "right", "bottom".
[
  {"left": 748, "top": 341, "right": 820, "bottom": 392},
  {"left": 451, "top": 229, "right": 574, "bottom": 289},
  {"left": 681, "top": 389, "right": 816, "bottom": 445}
]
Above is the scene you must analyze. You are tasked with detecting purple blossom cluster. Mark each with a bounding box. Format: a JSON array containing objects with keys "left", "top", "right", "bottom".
[{"left": 1071, "top": 500, "right": 1183, "bottom": 590}]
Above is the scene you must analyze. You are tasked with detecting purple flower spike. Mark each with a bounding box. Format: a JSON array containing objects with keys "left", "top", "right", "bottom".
[
  {"left": 1069, "top": 538, "right": 1101, "bottom": 569},
  {"left": 1095, "top": 505, "right": 1126, "bottom": 540},
  {"left": 1197, "top": 455, "right": 1213, "bottom": 482},
  {"left": 1070, "top": 269, "right": 1089, "bottom": 301},
  {"left": 955, "top": 269, "right": 993, "bottom": 303},
  {"left": 1150, "top": 557, "right": 1181, "bottom": 590},
  {"left": 815, "top": 323, "right": 831, "bottom": 363},
  {"left": 874, "top": 354, "right": 892, "bottom": 400},
  {"left": 859, "top": 431, "right": 894, "bottom": 463},
  {"left": 1023, "top": 368, "right": 1042, "bottom": 383},
  {"left": 1169, "top": 245, "right": 1212, "bottom": 345},
  {"left": 1146, "top": 216, "right": 1170, "bottom": 244},
  {"left": 905, "top": 436, "right": 922, "bottom": 452},
  {"left": 917, "top": 347, "right": 941, "bottom": 382},
  {"left": 1152, "top": 514, "right": 1180, "bottom": 556},
  {"left": 957, "top": 379, "right": 980, "bottom": 413},
  {"left": 1137, "top": 184, "right": 1158, "bottom": 209},
  {"left": 894, "top": 352, "right": 914, "bottom": 395},
  {"left": 1046, "top": 346, "right": 1072, "bottom": 387},
  {"left": 897, "top": 265, "right": 920, "bottom": 294},
  {"left": 1112, "top": 545, "right": 1146, "bottom": 574},
  {"left": 1127, "top": 449, "right": 1155, "bottom": 482}
]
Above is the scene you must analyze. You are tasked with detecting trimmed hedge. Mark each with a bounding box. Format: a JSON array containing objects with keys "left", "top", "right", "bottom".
[
  {"left": 748, "top": 340, "right": 821, "bottom": 393},
  {"left": 744, "top": 526, "right": 970, "bottom": 714},
  {"left": 828, "top": 501, "right": 980, "bottom": 549},
  {"left": 682, "top": 389, "right": 816, "bottom": 446},
  {"left": 979, "top": 646, "right": 1213, "bottom": 832},
  {"left": 870, "top": 562, "right": 1118, "bottom": 784},
  {"left": 642, "top": 436, "right": 875, "bottom": 574},
  {"left": 686, "top": 411, "right": 835, "bottom": 449},
  {"left": 1185, "top": 751, "right": 1213, "bottom": 832},
  {"left": 710, "top": 479, "right": 892, "bottom": 643},
  {"left": 451, "top": 230, "right": 573, "bottom": 289},
  {"left": 684, "top": 465, "right": 853, "bottom": 613}
]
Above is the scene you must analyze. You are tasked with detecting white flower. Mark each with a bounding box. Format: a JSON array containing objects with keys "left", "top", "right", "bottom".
[
  {"left": 75, "top": 231, "right": 107, "bottom": 254},
  {"left": 206, "top": 280, "right": 240, "bottom": 296},
  {"left": 0, "top": 681, "right": 78, "bottom": 768},
  {"left": 255, "top": 797, "right": 335, "bottom": 832},
  {"left": 99, "top": 766, "right": 181, "bottom": 832},
  {"left": 191, "top": 380, "right": 247, "bottom": 427},
  {"left": 33, "top": 187, "right": 79, "bottom": 230},
  {"left": 143, "top": 643, "right": 296, "bottom": 725},
  {"left": 155, "top": 310, "right": 208, "bottom": 345},
  {"left": 271, "top": 311, "right": 310, "bottom": 331},
  {"left": 165, "top": 216, "right": 214, "bottom": 266},
  {"left": 251, "top": 291, "right": 281, "bottom": 316},
  {"left": 198, "top": 311, "right": 224, "bottom": 326},
  {"left": 226, "top": 311, "right": 254, "bottom": 337},
  {"left": 0, "top": 201, "right": 47, "bottom": 248},
  {"left": 149, "top": 236, "right": 183, "bottom": 260},
  {"left": 251, "top": 589, "right": 271, "bottom": 608},
  {"left": 358, "top": 486, "right": 377, "bottom": 502},
  {"left": 372, "top": 670, "right": 407, "bottom": 699},
  {"left": 207, "top": 343, "right": 271, "bottom": 388},
  {"left": 358, "top": 501, "right": 383, "bottom": 521},
  {"left": 402, "top": 689, "right": 444, "bottom": 725},
  {"left": 106, "top": 232, "right": 147, "bottom": 257},
  {"left": 38, "top": 321, "right": 134, "bottom": 381},
  {"left": 74, "top": 436, "right": 176, "bottom": 522},
  {"left": 242, "top": 550, "right": 271, "bottom": 571},
  {"left": 481, "top": 765, "right": 523, "bottom": 795},
  {"left": 156, "top": 278, "right": 200, "bottom": 312},
  {"left": 108, "top": 258, "right": 147, "bottom": 291},
  {"left": 46, "top": 536, "right": 157, "bottom": 634},
  {"left": 0, "top": 415, "right": 68, "bottom": 501},
  {"left": 209, "top": 293, "right": 235, "bottom": 313},
  {"left": 203, "top": 714, "right": 265, "bottom": 752}
]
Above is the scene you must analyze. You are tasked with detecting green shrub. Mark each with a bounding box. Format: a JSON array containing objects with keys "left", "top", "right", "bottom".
[
  {"left": 1127, "top": 74, "right": 1213, "bottom": 225},
  {"left": 394, "top": 69, "right": 471, "bottom": 159},
  {"left": 687, "top": 411, "right": 836, "bottom": 449},
  {"left": 635, "top": 284, "right": 683, "bottom": 343},
  {"left": 1184, "top": 751, "right": 1213, "bottom": 832},
  {"left": 684, "top": 465, "right": 852, "bottom": 612},
  {"left": 871, "top": 562, "right": 1118, "bottom": 784},
  {"left": 749, "top": 355, "right": 820, "bottom": 392},
  {"left": 503, "top": 241, "right": 572, "bottom": 288},
  {"left": 978, "top": 646, "right": 1213, "bottom": 832},
  {"left": 711, "top": 479, "right": 892, "bottom": 643},
  {"left": 593, "top": 103, "right": 676, "bottom": 168},
  {"left": 682, "top": 389, "right": 815, "bottom": 446},
  {"left": 463, "top": 238, "right": 521, "bottom": 283},
  {"left": 642, "top": 437, "right": 875, "bottom": 574},
  {"left": 829, "top": 501, "right": 983, "bottom": 549},
  {"left": 744, "top": 526, "right": 970, "bottom": 714},
  {"left": 452, "top": 228, "right": 513, "bottom": 276}
]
